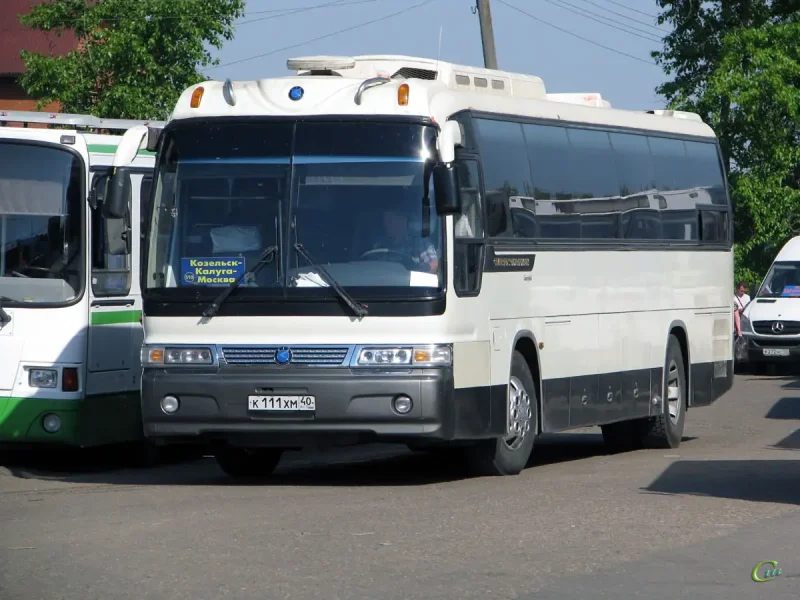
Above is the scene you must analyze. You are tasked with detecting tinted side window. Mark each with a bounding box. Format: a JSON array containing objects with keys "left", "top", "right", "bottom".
[
  {"left": 609, "top": 132, "right": 655, "bottom": 196},
  {"left": 565, "top": 128, "right": 619, "bottom": 200},
  {"left": 474, "top": 118, "right": 531, "bottom": 237},
  {"left": 524, "top": 124, "right": 620, "bottom": 239},
  {"left": 524, "top": 124, "right": 570, "bottom": 201},
  {"left": 685, "top": 141, "right": 727, "bottom": 204}
]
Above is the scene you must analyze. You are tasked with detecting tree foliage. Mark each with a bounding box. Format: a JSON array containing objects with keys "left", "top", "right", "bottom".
[
  {"left": 18, "top": 0, "right": 245, "bottom": 120},
  {"left": 652, "top": 1, "right": 800, "bottom": 284}
]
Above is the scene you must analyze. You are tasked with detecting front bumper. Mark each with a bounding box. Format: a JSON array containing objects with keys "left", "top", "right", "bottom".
[
  {"left": 141, "top": 367, "right": 506, "bottom": 447},
  {"left": 744, "top": 334, "right": 800, "bottom": 362}
]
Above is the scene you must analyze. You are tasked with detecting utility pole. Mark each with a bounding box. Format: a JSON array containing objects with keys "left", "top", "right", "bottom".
[{"left": 476, "top": 0, "right": 498, "bottom": 70}]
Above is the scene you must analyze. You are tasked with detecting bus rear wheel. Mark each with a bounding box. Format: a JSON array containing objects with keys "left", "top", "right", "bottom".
[
  {"left": 639, "top": 334, "right": 686, "bottom": 449},
  {"left": 214, "top": 445, "right": 283, "bottom": 479},
  {"left": 465, "top": 350, "right": 537, "bottom": 476}
]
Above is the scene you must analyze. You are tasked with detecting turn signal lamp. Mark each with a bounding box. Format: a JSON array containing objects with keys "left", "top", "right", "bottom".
[
  {"left": 62, "top": 368, "right": 79, "bottom": 392},
  {"left": 190, "top": 86, "right": 205, "bottom": 108},
  {"left": 398, "top": 83, "right": 409, "bottom": 106}
]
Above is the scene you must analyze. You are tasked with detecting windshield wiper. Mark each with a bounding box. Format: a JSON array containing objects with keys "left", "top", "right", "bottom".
[
  {"left": 293, "top": 243, "right": 368, "bottom": 318},
  {"left": 201, "top": 246, "right": 279, "bottom": 320}
]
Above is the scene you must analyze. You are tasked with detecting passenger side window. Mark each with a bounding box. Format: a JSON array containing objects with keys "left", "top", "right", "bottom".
[
  {"left": 474, "top": 118, "right": 532, "bottom": 237},
  {"left": 453, "top": 159, "right": 484, "bottom": 296},
  {"left": 467, "top": 111, "right": 731, "bottom": 245},
  {"left": 523, "top": 124, "right": 620, "bottom": 239},
  {"left": 90, "top": 172, "right": 132, "bottom": 296}
]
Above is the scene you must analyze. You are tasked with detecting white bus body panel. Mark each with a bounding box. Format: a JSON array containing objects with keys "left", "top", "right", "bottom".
[{"left": 0, "top": 128, "right": 90, "bottom": 399}]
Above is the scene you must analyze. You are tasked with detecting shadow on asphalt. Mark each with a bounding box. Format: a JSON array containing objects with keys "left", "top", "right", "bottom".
[
  {"left": 0, "top": 431, "right": 690, "bottom": 487},
  {"left": 642, "top": 458, "right": 800, "bottom": 505},
  {"left": 766, "top": 397, "right": 800, "bottom": 420}
]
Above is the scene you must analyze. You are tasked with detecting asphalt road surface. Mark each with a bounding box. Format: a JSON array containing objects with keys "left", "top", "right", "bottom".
[{"left": 2, "top": 372, "right": 799, "bottom": 600}]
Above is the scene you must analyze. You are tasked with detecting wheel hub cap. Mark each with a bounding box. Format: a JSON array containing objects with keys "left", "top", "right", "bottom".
[{"left": 504, "top": 376, "right": 532, "bottom": 450}]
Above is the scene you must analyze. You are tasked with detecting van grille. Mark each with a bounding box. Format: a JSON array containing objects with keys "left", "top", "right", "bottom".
[{"left": 752, "top": 321, "right": 800, "bottom": 335}]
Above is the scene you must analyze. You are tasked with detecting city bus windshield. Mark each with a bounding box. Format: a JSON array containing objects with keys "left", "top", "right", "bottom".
[
  {"left": 145, "top": 120, "right": 444, "bottom": 305},
  {"left": 0, "top": 141, "right": 84, "bottom": 306},
  {"left": 757, "top": 261, "right": 800, "bottom": 298}
]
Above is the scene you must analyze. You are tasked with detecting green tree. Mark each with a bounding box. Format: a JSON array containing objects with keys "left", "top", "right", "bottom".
[
  {"left": 18, "top": 0, "right": 244, "bottom": 120},
  {"left": 652, "top": 1, "right": 800, "bottom": 284}
]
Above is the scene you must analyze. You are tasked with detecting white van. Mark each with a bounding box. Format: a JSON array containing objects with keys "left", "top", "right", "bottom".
[{"left": 741, "top": 236, "right": 800, "bottom": 368}]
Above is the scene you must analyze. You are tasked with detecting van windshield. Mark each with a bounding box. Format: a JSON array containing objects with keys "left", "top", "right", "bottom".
[{"left": 757, "top": 261, "right": 800, "bottom": 298}]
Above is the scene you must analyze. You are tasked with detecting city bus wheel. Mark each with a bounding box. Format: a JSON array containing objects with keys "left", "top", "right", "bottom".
[
  {"left": 465, "top": 351, "right": 537, "bottom": 476},
  {"left": 639, "top": 334, "right": 686, "bottom": 449},
  {"left": 214, "top": 445, "right": 283, "bottom": 479}
]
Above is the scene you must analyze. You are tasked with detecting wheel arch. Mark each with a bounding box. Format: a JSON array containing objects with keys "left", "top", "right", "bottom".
[
  {"left": 511, "top": 329, "right": 543, "bottom": 434},
  {"left": 665, "top": 320, "right": 691, "bottom": 409}
]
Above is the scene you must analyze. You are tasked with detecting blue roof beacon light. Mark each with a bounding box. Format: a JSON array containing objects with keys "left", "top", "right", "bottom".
[{"left": 289, "top": 86, "right": 304, "bottom": 101}]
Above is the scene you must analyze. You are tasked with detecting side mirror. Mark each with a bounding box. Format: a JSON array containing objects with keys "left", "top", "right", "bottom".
[
  {"left": 88, "top": 168, "right": 111, "bottom": 210},
  {"left": 749, "top": 284, "right": 758, "bottom": 299},
  {"left": 103, "top": 168, "right": 131, "bottom": 219},
  {"left": 105, "top": 217, "right": 129, "bottom": 256},
  {"left": 145, "top": 127, "right": 162, "bottom": 153},
  {"left": 433, "top": 163, "right": 462, "bottom": 215},
  {"left": 113, "top": 125, "right": 148, "bottom": 167},
  {"left": 437, "top": 121, "right": 463, "bottom": 164}
]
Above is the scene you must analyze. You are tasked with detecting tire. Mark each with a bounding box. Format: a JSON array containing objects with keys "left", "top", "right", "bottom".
[
  {"left": 465, "top": 350, "right": 537, "bottom": 476},
  {"left": 638, "top": 334, "right": 686, "bottom": 449},
  {"left": 214, "top": 445, "right": 283, "bottom": 479}
]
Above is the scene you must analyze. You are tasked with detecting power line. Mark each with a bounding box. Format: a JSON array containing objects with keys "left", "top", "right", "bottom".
[
  {"left": 572, "top": 0, "right": 667, "bottom": 32},
  {"left": 239, "top": 0, "right": 383, "bottom": 26},
  {"left": 597, "top": 0, "right": 659, "bottom": 19},
  {"left": 495, "top": 0, "right": 658, "bottom": 66},
  {"left": 538, "top": 0, "right": 663, "bottom": 42},
  {"left": 205, "top": 0, "right": 439, "bottom": 71}
]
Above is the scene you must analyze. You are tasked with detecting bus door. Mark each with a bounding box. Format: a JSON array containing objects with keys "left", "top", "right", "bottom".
[{"left": 86, "top": 170, "right": 136, "bottom": 390}]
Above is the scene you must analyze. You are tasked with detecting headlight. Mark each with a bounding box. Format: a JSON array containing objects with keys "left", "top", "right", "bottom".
[
  {"left": 142, "top": 346, "right": 214, "bottom": 366},
  {"left": 356, "top": 345, "right": 452, "bottom": 367},
  {"left": 29, "top": 368, "right": 57, "bottom": 388}
]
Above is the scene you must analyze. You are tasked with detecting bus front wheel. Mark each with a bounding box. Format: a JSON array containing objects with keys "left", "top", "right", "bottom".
[{"left": 465, "top": 350, "right": 537, "bottom": 476}]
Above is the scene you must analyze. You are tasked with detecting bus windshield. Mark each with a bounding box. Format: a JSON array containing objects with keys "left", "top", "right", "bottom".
[
  {"left": 145, "top": 120, "right": 444, "bottom": 303},
  {"left": 0, "top": 141, "right": 84, "bottom": 306},
  {"left": 757, "top": 261, "right": 800, "bottom": 298}
]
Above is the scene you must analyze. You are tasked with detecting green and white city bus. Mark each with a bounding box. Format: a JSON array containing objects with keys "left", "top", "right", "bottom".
[{"left": 0, "top": 110, "right": 163, "bottom": 453}]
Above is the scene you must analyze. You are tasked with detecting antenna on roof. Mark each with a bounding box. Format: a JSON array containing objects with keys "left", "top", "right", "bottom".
[{"left": 436, "top": 26, "right": 443, "bottom": 73}]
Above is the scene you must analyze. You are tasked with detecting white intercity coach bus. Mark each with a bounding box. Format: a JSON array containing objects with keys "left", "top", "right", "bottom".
[
  {"left": 108, "top": 55, "right": 734, "bottom": 478},
  {"left": 0, "top": 110, "right": 162, "bottom": 453}
]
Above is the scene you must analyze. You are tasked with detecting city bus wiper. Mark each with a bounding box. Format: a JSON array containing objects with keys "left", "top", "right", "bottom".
[
  {"left": 293, "top": 243, "right": 368, "bottom": 318},
  {"left": 201, "top": 246, "right": 279, "bottom": 320}
]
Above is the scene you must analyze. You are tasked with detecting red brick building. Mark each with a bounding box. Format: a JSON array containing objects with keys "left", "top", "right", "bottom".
[{"left": 0, "top": 0, "right": 79, "bottom": 112}]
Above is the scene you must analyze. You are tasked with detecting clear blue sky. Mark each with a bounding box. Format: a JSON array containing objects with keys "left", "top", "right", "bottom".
[{"left": 202, "top": 0, "right": 672, "bottom": 112}]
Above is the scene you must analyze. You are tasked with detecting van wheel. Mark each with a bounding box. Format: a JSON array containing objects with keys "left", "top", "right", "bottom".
[
  {"left": 214, "top": 445, "right": 283, "bottom": 479},
  {"left": 639, "top": 334, "right": 686, "bottom": 449},
  {"left": 465, "top": 350, "right": 537, "bottom": 476}
]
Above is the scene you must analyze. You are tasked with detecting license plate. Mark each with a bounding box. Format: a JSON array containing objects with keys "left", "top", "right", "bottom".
[
  {"left": 763, "top": 348, "right": 790, "bottom": 357},
  {"left": 247, "top": 395, "right": 316, "bottom": 411}
]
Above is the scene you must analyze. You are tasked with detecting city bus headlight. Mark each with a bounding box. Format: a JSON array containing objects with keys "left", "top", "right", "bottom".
[
  {"left": 29, "top": 368, "right": 57, "bottom": 388},
  {"left": 141, "top": 346, "right": 214, "bottom": 366},
  {"left": 356, "top": 345, "right": 452, "bottom": 367}
]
